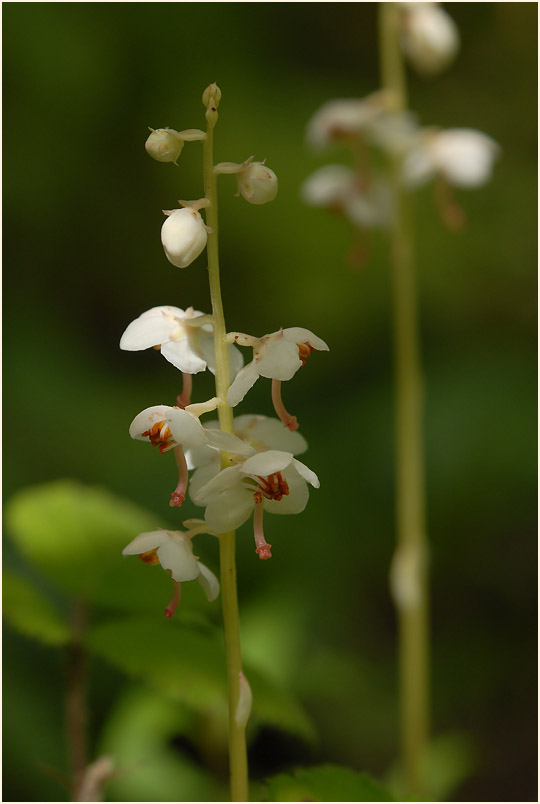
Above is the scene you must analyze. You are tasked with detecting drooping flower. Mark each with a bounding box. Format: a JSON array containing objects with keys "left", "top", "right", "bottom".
[
  {"left": 161, "top": 207, "right": 208, "bottom": 268},
  {"left": 402, "top": 128, "right": 500, "bottom": 189},
  {"left": 129, "top": 405, "right": 245, "bottom": 507},
  {"left": 122, "top": 528, "right": 219, "bottom": 617},
  {"left": 225, "top": 327, "right": 328, "bottom": 429},
  {"left": 120, "top": 305, "right": 243, "bottom": 379},
  {"left": 192, "top": 449, "right": 320, "bottom": 559},
  {"left": 399, "top": 2, "right": 459, "bottom": 75}
]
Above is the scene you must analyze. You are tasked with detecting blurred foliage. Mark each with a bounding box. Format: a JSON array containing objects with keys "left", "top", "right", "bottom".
[{"left": 3, "top": 2, "right": 537, "bottom": 802}]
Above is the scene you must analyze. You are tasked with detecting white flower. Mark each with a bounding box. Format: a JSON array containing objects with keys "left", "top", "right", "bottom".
[
  {"left": 122, "top": 528, "right": 220, "bottom": 605},
  {"left": 186, "top": 414, "right": 308, "bottom": 500},
  {"left": 306, "top": 92, "right": 391, "bottom": 150},
  {"left": 236, "top": 162, "right": 278, "bottom": 205},
  {"left": 129, "top": 404, "right": 243, "bottom": 454},
  {"left": 302, "top": 165, "right": 393, "bottom": 229},
  {"left": 192, "top": 449, "right": 320, "bottom": 558},
  {"left": 400, "top": 3, "right": 459, "bottom": 75},
  {"left": 120, "top": 305, "right": 243, "bottom": 378},
  {"left": 402, "top": 128, "right": 500, "bottom": 189},
  {"left": 226, "top": 328, "right": 329, "bottom": 407},
  {"left": 161, "top": 207, "right": 208, "bottom": 268}
]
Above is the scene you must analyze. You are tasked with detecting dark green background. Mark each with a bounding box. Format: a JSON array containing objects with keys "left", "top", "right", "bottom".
[{"left": 3, "top": 3, "right": 537, "bottom": 801}]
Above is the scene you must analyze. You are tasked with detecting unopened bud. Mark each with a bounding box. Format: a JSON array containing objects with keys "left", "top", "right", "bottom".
[
  {"left": 234, "top": 672, "right": 253, "bottom": 728},
  {"left": 202, "top": 82, "right": 222, "bottom": 110},
  {"left": 237, "top": 162, "right": 278, "bottom": 205},
  {"left": 161, "top": 208, "right": 208, "bottom": 268},
  {"left": 145, "top": 128, "right": 184, "bottom": 164}
]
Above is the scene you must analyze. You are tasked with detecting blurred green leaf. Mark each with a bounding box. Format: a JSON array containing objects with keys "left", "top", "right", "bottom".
[
  {"left": 386, "top": 732, "right": 477, "bottom": 802},
  {"left": 5, "top": 480, "right": 161, "bottom": 600},
  {"left": 87, "top": 617, "right": 225, "bottom": 712},
  {"left": 98, "top": 685, "right": 227, "bottom": 802},
  {"left": 2, "top": 569, "right": 70, "bottom": 646},
  {"left": 87, "top": 616, "right": 315, "bottom": 743},
  {"left": 263, "top": 764, "right": 394, "bottom": 801}
]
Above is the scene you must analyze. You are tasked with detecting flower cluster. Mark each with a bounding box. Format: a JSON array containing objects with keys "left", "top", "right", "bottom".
[
  {"left": 121, "top": 84, "right": 327, "bottom": 616},
  {"left": 302, "top": 4, "right": 499, "bottom": 258}
]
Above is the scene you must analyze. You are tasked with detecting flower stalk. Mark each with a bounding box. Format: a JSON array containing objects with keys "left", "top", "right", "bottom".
[
  {"left": 202, "top": 85, "right": 249, "bottom": 803},
  {"left": 379, "top": 4, "right": 429, "bottom": 799}
]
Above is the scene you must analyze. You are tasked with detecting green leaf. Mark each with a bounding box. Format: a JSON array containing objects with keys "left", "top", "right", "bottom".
[
  {"left": 98, "top": 685, "right": 227, "bottom": 802},
  {"left": 264, "top": 764, "right": 394, "bottom": 802},
  {"left": 5, "top": 480, "right": 161, "bottom": 600},
  {"left": 87, "top": 617, "right": 226, "bottom": 712},
  {"left": 87, "top": 616, "right": 315, "bottom": 742},
  {"left": 2, "top": 569, "right": 70, "bottom": 645}
]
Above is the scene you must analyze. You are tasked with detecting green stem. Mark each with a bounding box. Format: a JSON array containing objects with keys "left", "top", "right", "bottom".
[
  {"left": 379, "top": 4, "right": 429, "bottom": 799},
  {"left": 202, "top": 94, "right": 249, "bottom": 803}
]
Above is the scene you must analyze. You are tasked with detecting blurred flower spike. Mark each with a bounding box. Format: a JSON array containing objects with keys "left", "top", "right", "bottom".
[
  {"left": 122, "top": 528, "right": 220, "bottom": 617},
  {"left": 399, "top": 2, "right": 460, "bottom": 75}
]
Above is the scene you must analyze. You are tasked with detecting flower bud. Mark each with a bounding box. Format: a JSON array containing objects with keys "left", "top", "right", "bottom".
[
  {"left": 400, "top": 2, "right": 459, "bottom": 75},
  {"left": 161, "top": 208, "right": 208, "bottom": 268},
  {"left": 202, "top": 82, "right": 222, "bottom": 110},
  {"left": 145, "top": 128, "right": 184, "bottom": 164},
  {"left": 236, "top": 162, "right": 278, "bottom": 205}
]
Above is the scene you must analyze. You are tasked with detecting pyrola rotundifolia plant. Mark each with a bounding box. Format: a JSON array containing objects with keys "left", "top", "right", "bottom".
[{"left": 120, "top": 83, "right": 328, "bottom": 802}]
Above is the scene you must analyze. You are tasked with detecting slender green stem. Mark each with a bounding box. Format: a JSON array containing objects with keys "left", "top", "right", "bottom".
[
  {"left": 379, "top": 4, "right": 429, "bottom": 799},
  {"left": 202, "top": 92, "right": 249, "bottom": 803}
]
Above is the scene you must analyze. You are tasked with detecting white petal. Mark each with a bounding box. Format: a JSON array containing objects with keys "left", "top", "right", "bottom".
[
  {"left": 122, "top": 530, "right": 168, "bottom": 555},
  {"left": 292, "top": 458, "right": 320, "bottom": 488},
  {"left": 203, "top": 483, "right": 254, "bottom": 532},
  {"left": 226, "top": 364, "right": 260, "bottom": 406},
  {"left": 188, "top": 461, "right": 221, "bottom": 501},
  {"left": 241, "top": 450, "right": 294, "bottom": 477},
  {"left": 167, "top": 409, "right": 208, "bottom": 447},
  {"left": 129, "top": 405, "right": 174, "bottom": 440},
  {"left": 282, "top": 327, "right": 329, "bottom": 352},
  {"left": 195, "top": 330, "right": 244, "bottom": 382},
  {"left": 157, "top": 538, "right": 200, "bottom": 582},
  {"left": 185, "top": 443, "right": 217, "bottom": 471},
  {"left": 239, "top": 415, "right": 308, "bottom": 455},
  {"left": 206, "top": 429, "right": 255, "bottom": 457},
  {"left": 197, "top": 562, "right": 220, "bottom": 601},
  {"left": 256, "top": 338, "right": 302, "bottom": 381},
  {"left": 161, "top": 339, "right": 208, "bottom": 374},
  {"left": 192, "top": 465, "right": 241, "bottom": 505},
  {"left": 120, "top": 313, "right": 179, "bottom": 351}
]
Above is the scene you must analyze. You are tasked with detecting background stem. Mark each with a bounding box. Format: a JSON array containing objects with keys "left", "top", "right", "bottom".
[
  {"left": 202, "top": 96, "right": 249, "bottom": 803},
  {"left": 378, "top": 4, "right": 429, "bottom": 798},
  {"left": 66, "top": 598, "right": 88, "bottom": 801}
]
